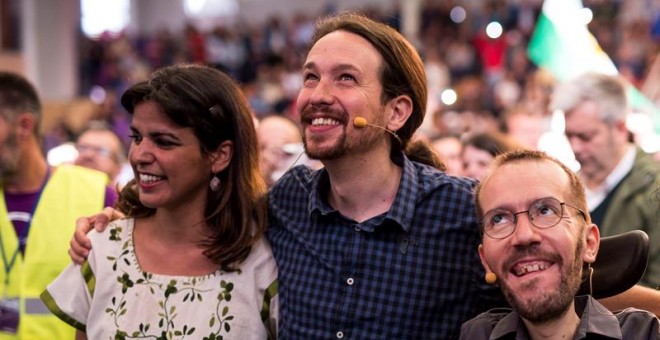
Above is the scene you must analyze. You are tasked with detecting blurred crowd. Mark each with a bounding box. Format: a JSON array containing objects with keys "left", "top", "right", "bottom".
[{"left": 44, "top": 0, "right": 660, "bottom": 185}]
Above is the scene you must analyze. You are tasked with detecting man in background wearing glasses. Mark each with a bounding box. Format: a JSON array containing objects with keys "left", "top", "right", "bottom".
[
  {"left": 460, "top": 149, "right": 659, "bottom": 339},
  {"left": 74, "top": 122, "right": 128, "bottom": 189}
]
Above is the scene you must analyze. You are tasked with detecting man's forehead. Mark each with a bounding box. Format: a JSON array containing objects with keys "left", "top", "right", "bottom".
[
  {"left": 306, "top": 31, "right": 379, "bottom": 64},
  {"left": 564, "top": 101, "right": 601, "bottom": 122},
  {"left": 480, "top": 160, "right": 569, "bottom": 203},
  {"left": 79, "top": 131, "right": 120, "bottom": 147}
]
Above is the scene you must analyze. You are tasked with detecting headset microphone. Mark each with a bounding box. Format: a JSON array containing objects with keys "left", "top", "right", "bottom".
[
  {"left": 353, "top": 117, "right": 402, "bottom": 145},
  {"left": 353, "top": 117, "right": 368, "bottom": 128}
]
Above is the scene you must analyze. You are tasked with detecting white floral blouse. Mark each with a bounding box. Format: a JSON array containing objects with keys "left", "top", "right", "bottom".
[{"left": 42, "top": 218, "right": 278, "bottom": 339}]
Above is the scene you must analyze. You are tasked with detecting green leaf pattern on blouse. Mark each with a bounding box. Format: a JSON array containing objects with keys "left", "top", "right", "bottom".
[{"left": 103, "top": 224, "right": 234, "bottom": 340}]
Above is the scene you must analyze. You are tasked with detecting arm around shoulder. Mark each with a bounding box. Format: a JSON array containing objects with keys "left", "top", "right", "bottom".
[{"left": 599, "top": 285, "right": 660, "bottom": 317}]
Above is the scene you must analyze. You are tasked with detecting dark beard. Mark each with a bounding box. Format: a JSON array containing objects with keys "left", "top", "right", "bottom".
[
  {"left": 0, "top": 132, "right": 20, "bottom": 179},
  {"left": 300, "top": 105, "right": 349, "bottom": 161},
  {"left": 302, "top": 122, "right": 386, "bottom": 161},
  {"left": 299, "top": 103, "right": 388, "bottom": 161},
  {"left": 501, "top": 240, "right": 584, "bottom": 323},
  {"left": 303, "top": 128, "right": 349, "bottom": 160}
]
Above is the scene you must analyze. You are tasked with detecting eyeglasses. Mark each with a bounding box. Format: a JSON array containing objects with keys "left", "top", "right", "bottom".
[
  {"left": 76, "top": 144, "right": 114, "bottom": 159},
  {"left": 482, "top": 197, "right": 586, "bottom": 239}
]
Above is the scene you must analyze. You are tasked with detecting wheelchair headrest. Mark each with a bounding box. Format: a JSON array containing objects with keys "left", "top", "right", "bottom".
[{"left": 577, "top": 230, "right": 650, "bottom": 298}]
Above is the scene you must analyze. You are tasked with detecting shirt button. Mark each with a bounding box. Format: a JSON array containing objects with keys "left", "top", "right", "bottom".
[
  {"left": 336, "top": 331, "right": 344, "bottom": 338},
  {"left": 354, "top": 226, "right": 360, "bottom": 232},
  {"left": 346, "top": 278, "right": 354, "bottom": 285}
]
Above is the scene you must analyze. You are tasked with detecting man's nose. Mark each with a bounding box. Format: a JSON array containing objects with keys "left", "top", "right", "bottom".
[{"left": 510, "top": 211, "right": 542, "bottom": 246}]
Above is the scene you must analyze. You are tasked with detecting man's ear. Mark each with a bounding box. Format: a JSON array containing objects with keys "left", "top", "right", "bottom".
[
  {"left": 210, "top": 140, "right": 233, "bottom": 174},
  {"left": 386, "top": 95, "right": 413, "bottom": 132},
  {"left": 583, "top": 223, "right": 600, "bottom": 264},
  {"left": 613, "top": 118, "right": 628, "bottom": 134},
  {"left": 478, "top": 244, "right": 494, "bottom": 274},
  {"left": 16, "top": 113, "right": 36, "bottom": 139}
]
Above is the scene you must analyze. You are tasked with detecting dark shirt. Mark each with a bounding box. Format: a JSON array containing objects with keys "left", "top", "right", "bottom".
[
  {"left": 267, "top": 156, "right": 504, "bottom": 339},
  {"left": 460, "top": 295, "right": 660, "bottom": 339}
]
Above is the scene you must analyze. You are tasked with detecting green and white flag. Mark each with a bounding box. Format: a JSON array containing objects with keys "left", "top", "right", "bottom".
[{"left": 528, "top": 0, "right": 660, "bottom": 135}]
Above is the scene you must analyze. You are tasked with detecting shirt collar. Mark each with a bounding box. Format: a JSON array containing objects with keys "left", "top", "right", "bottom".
[
  {"left": 573, "top": 295, "right": 622, "bottom": 339},
  {"left": 382, "top": 155, "right": 417, "bottom": 232},
  {"left": 307, "top": 155, "right": 418, "bottom": 232},
  {"left": 489, "top": 295, "right": 622, "bottom": 339},
  {"left": 606, "top": 145, "right": 637, "bottom": 192},
  {"left": 308, "top": 169, "right": 332, "bottom": 216},
  {"left": 585, "top": 145, "right": 636, "bottom": 198},
  {"left": 490, "top": 310, "right": 528, "bottom": 339}
]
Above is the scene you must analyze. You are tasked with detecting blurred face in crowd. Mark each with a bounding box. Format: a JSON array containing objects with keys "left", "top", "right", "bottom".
[
  {"left": 75, "top": 129, "right": 124, "bottom": 180},
  {"left": 506, "top": 113, "right": 543, "bottom": 150},
  {"left": 563, "top": 101, "right": 628, "bottom": 186},
  {"left": 431, "top": 136, "right": 464, "bottom": 176},
  {"left": 257, "top": 116, "right": 302, "bottom": 185},
  {"left": 297, "top": 30, "right": 389, "bottom": 160},
  {"left": 478, "top": 159, "right": 598, "bottom": 323},
  {"left": 463, "top": 144, "right": 492, "bottom": 181}
]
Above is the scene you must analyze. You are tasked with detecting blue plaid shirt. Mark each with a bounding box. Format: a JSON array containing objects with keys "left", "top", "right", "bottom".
[{"left": 267, "top": 156, "right": 505, "bottom": 339}]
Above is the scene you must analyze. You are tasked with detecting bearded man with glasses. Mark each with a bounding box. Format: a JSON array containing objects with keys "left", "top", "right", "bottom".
[
  {"left": 74, "top": 123, "right": 127, "bottom": 188},
  {"left": 461, "top": 149, "right": 659, "bottom": 340}
]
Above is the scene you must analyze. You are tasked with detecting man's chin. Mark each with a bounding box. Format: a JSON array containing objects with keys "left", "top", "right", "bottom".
[
  {"left": 306, "top": 151, "right": 342, "bottom": 161},
  {"left": 501, "top": 275, "right": 580, "bottom": 324},
  {"left": 304, "top": 144, "right": 345, "bottom": 161},
  {"left": 508, "top": 290, "right": 571, "bottom": 323}
]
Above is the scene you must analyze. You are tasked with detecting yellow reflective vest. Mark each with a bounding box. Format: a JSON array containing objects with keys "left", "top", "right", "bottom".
[{"left": 0, "top": 165, "right": 107, "bottom": 339}]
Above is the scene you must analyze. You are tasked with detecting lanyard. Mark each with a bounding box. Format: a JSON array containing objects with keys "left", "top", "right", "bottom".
[{"left": 0, "top": 167, "right": 51, "bottom": 285}]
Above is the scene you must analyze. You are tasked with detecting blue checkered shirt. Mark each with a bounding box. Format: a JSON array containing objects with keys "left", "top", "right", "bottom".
[{"left": 267, "top": 156, "right": 505, "bottom": 339}]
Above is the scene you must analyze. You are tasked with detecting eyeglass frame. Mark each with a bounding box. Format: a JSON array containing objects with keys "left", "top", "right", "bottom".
[
  {"left": 480, "top": 196, "right": 587, "bottom": 239},
  {"left": 75, "top": 143, "right": 120, "bottom": 163}
]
